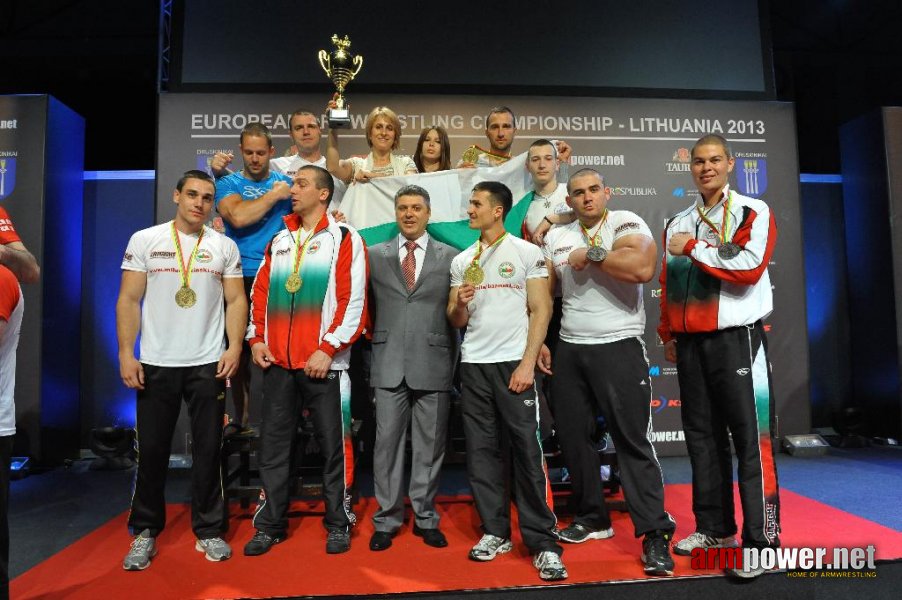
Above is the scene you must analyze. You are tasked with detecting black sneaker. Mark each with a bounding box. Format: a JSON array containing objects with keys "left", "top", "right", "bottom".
[
  {"left": 326, "top": 527, "right": 351, "bottom": 554},
  {"left": 641, "top": 531, "right": 675, "bottom": 576},
  {"left": 243, "top": 531, "right": 283, "bottom": 556},
  {"left": 556, "top": 522, "right": 615, "bottom": 544}
]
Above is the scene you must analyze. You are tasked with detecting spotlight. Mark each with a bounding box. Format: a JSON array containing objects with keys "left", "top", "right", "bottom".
[{"left": 89, "top": 427, "right": 136, "bottom": 470}]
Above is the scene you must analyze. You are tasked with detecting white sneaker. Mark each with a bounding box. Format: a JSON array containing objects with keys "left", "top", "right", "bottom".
[
  {"left": 195, "top": 537, "right": 232, "bottom": 561},
  {"left": 533, "top": 550, "right": 568, "bottom": 580},
  {"left": 727, "top": 564, "right": 766, "bottom": 579},
  {"left": 673, "top": 531, "right": 739, "bottom": 556},
  {"left": 468, "top": 534, "right": 513, "bottom": 561}
]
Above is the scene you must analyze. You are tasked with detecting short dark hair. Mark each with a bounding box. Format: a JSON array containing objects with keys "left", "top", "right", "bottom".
[
  {"left": 298, "top": 165, "right": 334, "bottom": 205},
  {"left": 486, "top": 106, "right": 516, "bottom": 128},
  {"left": 472, "top": 180, "right": 512, "bottom": 219},
  {"left": 528, "top": 138, "right": 557, "bottom": 159},
  {"left": 176, "top": 169, "right": 215, "bottom": 192},
  {"left": 289, "top": 110, "right": 320, "bottom": 128},
  {"left": 394, "top": 184, "right": 431, "bottom": 207},
  {"left": 567, "top": 168, "right": 605, "bottom": 193},
  {"left": 239, "top": 122, "right": 273, "bottom": 147},
  {"left": 692, "top": 134, "right": 732, "bottom": 159}
]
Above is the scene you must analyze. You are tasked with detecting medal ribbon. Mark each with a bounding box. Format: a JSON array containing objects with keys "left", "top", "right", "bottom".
[
  {"left": 170, "top": 221, "right": 205, "bottom": 290},
  {"left": 470, "top": 231, "right": 508, "bottom": 269},
  {"left": 579, "top": 208, "right": 609, "bottom": 248},
  {"left": 289, "top": 225, "right": 318, "bottom": 282},
  {"left": 696, "top": 189, "right": 733, "bottom": 245}
]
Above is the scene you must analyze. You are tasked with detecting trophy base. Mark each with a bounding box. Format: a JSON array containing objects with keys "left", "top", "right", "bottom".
[{"left": 328, "top": 108, "right": 351, "bottom": 129}]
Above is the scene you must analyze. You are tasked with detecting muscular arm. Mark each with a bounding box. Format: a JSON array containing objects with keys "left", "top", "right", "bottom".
[
  {"left": 509, "top": 277, "right": 552, "bottom": 392},
  {"left": 217, "top": 183, "right": 290, "bottom": 229},
  {"left": 116, "top": 270, "right": 147, "bottom": 389},
  {"left": 601, "top": 233, "right": 657, "bottom": 283},
  {"left": 570, "top": 233, "right": 657, "bottom": 283},
  {"left": 0, "top": 242, "right": 40, "bottom": 283},
  {"left": 217, "top": 276, "right": 247, "bottom": 378}
]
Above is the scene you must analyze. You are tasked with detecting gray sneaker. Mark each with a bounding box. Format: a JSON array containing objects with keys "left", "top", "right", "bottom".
[
  {"left": 533, "top": 550, "right": 568, "bottom": 580},
  {"left": 468, "top": 534, "right": 513, "bottom": 561},
  {"left": 195, "top": 537, "right": 232, "bottom": 561},
  {"left": 673, "top": 531, "right": 738, "bottom": 556},
  {"left": 123, "top": 529, "right": 157, "bottom": 571}
]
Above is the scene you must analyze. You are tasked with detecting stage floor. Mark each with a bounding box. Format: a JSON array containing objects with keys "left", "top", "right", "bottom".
[{"left": 9, "top": 447, "right": 902, "bottom": 599}]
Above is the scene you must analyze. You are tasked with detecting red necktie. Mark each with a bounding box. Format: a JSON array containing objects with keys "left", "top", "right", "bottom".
[{"left": 402, "top": 240, "right": 417, "bottom": 290}]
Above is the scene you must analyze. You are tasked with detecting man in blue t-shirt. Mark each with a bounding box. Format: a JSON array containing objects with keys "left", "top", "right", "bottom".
[{"left": 214, "top": 122, "right": 292, "bottom": 432}]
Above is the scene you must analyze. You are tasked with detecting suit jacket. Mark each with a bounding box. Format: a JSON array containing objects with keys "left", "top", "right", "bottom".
[{"left": 368, "top": 234, "right": 459, "bottom": 391}]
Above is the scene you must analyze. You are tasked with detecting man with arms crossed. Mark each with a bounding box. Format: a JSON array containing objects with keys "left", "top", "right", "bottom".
[
  {"left": 659, "top": 134, "right": 779, "bottom": 579},
  {"left": 214, "top": 122, "right": 293, "bottom": 432},
  {"left": 367, "top": 184, "right": 458, "bottom": 551},
  {"left": 212, "top": 110, "right": 346, "bottom": 209},
  {"left": 118, "top": 170, "right": 246, "bottom": 569},
  {"left": 543, "top": 168, "right": 675, "bottom": 576},
  {"left": 243, "top": 165, "right": 368, "bottom": 556},
  {"left": 447, "top": 181, "right": 565, "bottom": 581}
]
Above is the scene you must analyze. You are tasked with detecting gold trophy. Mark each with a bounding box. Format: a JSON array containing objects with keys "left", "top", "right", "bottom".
[{"left": 318, "top": 34, "right": 364, "bottom": 129}]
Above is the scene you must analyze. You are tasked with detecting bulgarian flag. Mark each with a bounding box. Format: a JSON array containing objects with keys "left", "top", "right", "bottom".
[{"left": 339, "top": 152, "right": 534, "bottom": 250}]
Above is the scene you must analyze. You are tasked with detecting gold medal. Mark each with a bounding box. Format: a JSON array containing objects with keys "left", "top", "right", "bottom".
[
  {"left": 285, "top": 272, "right": 302, "bottom": 293},
  {"left": 175, "top": 286, "right": 197, "bottom": 308},
  {"left": 463, "top": 264, "right": 484, "bottom": 286},
  {"left": 461, "top": 145, "right": 481, "bottom": 164},
  {"left": 170, "top": 221, "right": 204, "bottom": 310}
]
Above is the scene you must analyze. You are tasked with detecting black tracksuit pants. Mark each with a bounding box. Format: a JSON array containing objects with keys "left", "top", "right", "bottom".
[
  {"left": 128, "top": 363, "right": 226, "bottom": 539},
  {"left": 253, "top": 365, "right": 354, "bottom": 536},
  {"left": 551, "top": 337, "right": 674, "bottom": 537},
  {"left": 460, "top": 361, "right": 562, "bottom": 556},
  {"left": 676, "top": 322, "right": 781, "bottom": 549}
]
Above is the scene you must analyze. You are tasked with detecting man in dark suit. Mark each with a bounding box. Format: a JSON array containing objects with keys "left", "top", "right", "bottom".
[{"left": 368, "top": 184, "right": 459, "bottom": 551}]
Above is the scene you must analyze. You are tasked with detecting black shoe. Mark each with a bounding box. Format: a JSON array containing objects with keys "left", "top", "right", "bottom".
[
  {"left": 326, "top": 527, "right": 351, "bottom": 554},
  {"left": 413, "top": 525, "right": 448, "bottom": 548},
  {"left": 243, "top": 531, "right": 283, "bottom": 556},
  {"left": 369, "top": 531, "right": 395, "bottom": 551},
  {"left": 641, "top": 530, "right": 675, "bottom": 576}
]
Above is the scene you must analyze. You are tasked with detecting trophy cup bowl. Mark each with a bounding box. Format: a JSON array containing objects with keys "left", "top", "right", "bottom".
[{"left": 318, "top": 34, "right": 364, "bottom": 129}]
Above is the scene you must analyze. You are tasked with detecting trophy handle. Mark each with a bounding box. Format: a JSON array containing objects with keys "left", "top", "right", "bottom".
[
  {"left": 318, "top": 50, "right": 331, "bottom": 75},
  {"left": 350, "top": 55, "right": 363, "bottom": 78}
]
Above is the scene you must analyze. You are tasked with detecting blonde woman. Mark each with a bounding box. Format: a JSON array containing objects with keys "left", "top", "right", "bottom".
[{"left": 326, "top": 105, "right": 417, "bottom": 184}]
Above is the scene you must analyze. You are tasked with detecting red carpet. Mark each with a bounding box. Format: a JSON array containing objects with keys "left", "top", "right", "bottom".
[{"left": 13, "top": 484, "right": 902, "bottom": 599}]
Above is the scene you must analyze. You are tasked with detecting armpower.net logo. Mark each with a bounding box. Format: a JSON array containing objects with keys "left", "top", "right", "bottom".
[{"left": 692, "top": 544, "right": 878, "bottom": 578}]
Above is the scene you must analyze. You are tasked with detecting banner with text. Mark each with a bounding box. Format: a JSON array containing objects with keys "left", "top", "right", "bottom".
[{"left": 158, "top": 93, "right": 808, "bottom": 456}]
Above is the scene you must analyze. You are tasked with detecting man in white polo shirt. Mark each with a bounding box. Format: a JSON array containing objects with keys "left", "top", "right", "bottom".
[
  {"left": 543, "top": 168, "right": 675, "bottom": 576},
  {"left": 447, "top": 180, "right": 565, "bottom": 581},
  {"left": 116, "top": 170, "right": 247, "bottom": 570}
]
